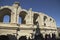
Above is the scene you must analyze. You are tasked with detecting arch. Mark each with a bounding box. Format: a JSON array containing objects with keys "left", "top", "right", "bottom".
[
  {"left": 33, "top": 13, "right": 39, "bottom": 25},
  {"left": 50, "top": 18, "right": 52, "bottom": 21},
  {"left": 19, "top": 36, "right": 27, "bottom": 40},
  {"left": 0, "top": 8, "right": 11, "bottom": 23},
  {"left": 44, "top": 16, "right": 47, "bottom": 21},
  {"left": 0, "top": 35, "right": 9, "bottom": 40},
  {"left": 19, "top": 11, "right": 27, "bottom": 24},
  {"left": 7, "top": 34, "right": 17, "bottom": 40},
  {"left": 44, "top": 23, "right": 46, "bottom": 27}
]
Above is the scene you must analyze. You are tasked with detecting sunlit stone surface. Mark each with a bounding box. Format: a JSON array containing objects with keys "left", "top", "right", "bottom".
[{"left": 0, "top": 2, "right": 58, "bottom": 40}]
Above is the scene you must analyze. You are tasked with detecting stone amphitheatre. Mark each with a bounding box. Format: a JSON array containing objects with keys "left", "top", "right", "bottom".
[{"left": 0, "top": 2, "right": 58, "bottom": 40}]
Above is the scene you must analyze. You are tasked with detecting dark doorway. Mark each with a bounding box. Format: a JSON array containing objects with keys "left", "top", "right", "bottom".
[
  {"left": 19, "top": 36, "right": 27, "bottom": 40},
  {"left": 0, "top": 35, "right": 9, "bottom": 40}
]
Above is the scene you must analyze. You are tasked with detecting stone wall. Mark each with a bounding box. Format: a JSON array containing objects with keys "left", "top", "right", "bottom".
[{"left": 0, "top": 2, "right": 58, "bottom": 39}]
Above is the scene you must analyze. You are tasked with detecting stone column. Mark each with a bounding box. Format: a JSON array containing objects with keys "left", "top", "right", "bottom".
[
  {"left": 11, "top": 2, "right": 20, "bottom": 24},
  {"left": 25, "top": 8, "right": 33, "bottom": 24},
  {"left": 40, "top": 14, "right": 44, "bottom": 26},
  {"left": 10, "top": 12, "right": 15, "bottom": 23},
  {"left": 11, "top": 8, "right": 17, "bottom": 24},
  {"left": 16, "top": 7, "right": 21, "bottom": 24}
]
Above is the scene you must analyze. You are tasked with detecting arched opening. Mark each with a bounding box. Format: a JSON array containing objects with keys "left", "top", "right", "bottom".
[
  {"left": 0, "top": 35, "right": 9, "bottom": 40},
  {"left": 18, "top": 17, "right": 22, "bottom": 24},
  {"left": 58, "top": 33, "right": 60, "bottom": 37},
  {"left": 19, "top": 36, "right": 27, "bottom": 40},
  {"left": 50, "top": 18, "right": 52, "bottom": 21},
  {"left": 7, "top": 34, "right": 17, "bottom": 40},
  {"left": 3, "top": 15, "right": 10, "bottom": 23},
  {"left": 44, "top": 23, "right": 46, "bottom": 27},
  {"left": 44, "top": 16, "right": 47, "bottom": 21},
  {"left": 33, "top": 13, "right": 39, "bottom": 25},
  {"left": 0, "top": 8, "right": 11, "bottom": 23},
  {"left": 19, "top": 11, "right": 27, "bottom": 24}
]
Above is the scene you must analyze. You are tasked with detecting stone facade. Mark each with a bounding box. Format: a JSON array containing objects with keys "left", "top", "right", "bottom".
[{"left": 0, "top": 2, "right": 58, "bottom": 39}]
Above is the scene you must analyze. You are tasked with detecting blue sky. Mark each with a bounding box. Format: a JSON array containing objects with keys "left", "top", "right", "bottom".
[{"left": 0, "top": 0, "right": 60, "bottom": 27}]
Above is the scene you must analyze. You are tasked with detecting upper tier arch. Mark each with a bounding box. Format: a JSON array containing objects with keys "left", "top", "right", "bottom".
[{"left": 0, "top": 8, "right": 12, "bottom": 23}]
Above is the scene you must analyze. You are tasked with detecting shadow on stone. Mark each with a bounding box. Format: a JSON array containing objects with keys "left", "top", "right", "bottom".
[
  {"left": 0, "top": 35, "right": 9, "bottom": 40},
  {"left": 19, "top": 36, "right": 27, "bottom": 40}
]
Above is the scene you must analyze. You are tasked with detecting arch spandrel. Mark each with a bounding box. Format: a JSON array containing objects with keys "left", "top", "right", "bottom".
[{"left": 0, "top": 6, "right": 13, "bottom": 11}]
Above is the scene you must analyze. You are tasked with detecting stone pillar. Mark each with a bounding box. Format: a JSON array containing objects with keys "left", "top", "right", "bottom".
[
  {"left": 10, "top": 12, "right": 15, "bottom": 23},
  {"left": 10, "top": 8, "right": 17, "bottom": 24},
  {"left": 40, "top": 14, "right": 44, "bottom": 26},
  {"left": 48, "top": 17, "right": 51, "bottom": 27},
  {"left": 55, "top": 31, "right": 58, "bottom": 37},
  {"left": 16, "top": 7, "right": 21, "bottom": 24},
  {"left": 25, "top": 8, "right": 33, "bottom": 24},
  {"left": 16, "top": 14, "right": 19, "bottom": 24},
  {"left": 11, "top": 2, "right": 20, "bottom": 24}
]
